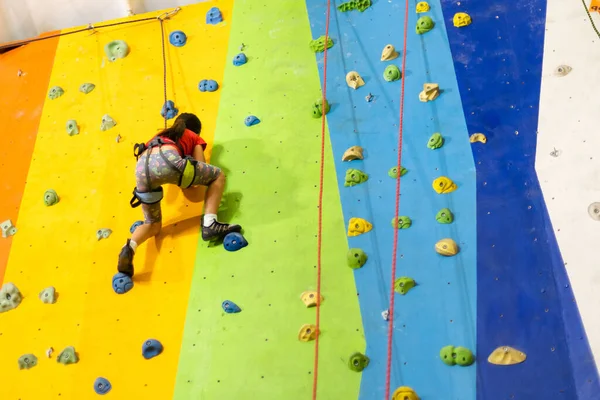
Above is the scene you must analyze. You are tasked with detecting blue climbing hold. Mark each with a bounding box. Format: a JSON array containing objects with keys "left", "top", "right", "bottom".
[
  {"left": 222, "top": 300, "right": 241, "bottom": 313},
  {"left": 169, "top": 30, "right": 187, "bottom": 47},
  {"left": 223, "top": 232, "right": 248, "bottom": 251},
  {"left": 93, "top": 377, "right": 112, "bottom": 395},
  {"left": 130, "top": 220, "right": 143, "bottom": 234},
  {"left": 244, "top": 116, "right": 260, "bottom": 127},
  {"left": 161, "top": 100, "right": 179, "bottom": 120},
  {"left": 112, "top": 272, "right": 133, "bottom": 295},
  {"left": 233, "top": 53, "right": 247, "bottom": 66},
  {"left": 142, "top": 339, "right": 164, "bottom": 360},
  {"left": 206, "top": 7, "right": 223, "bottom": 24},
  {"left": 198, "top": 79, "right": 219, "bottom": 92}
]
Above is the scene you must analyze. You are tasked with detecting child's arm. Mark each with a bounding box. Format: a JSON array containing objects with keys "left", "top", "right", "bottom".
[{"left": 192, "top": 144, "right": 206, "bottom": 163}]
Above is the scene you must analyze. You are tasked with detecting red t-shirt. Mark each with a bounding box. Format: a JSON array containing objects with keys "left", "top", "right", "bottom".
[{"left": 147, "top": 129, "right": 207, "bottom": 157}]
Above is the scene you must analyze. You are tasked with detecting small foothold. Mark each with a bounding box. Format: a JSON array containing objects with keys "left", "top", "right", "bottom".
[
  {"left": 39, "top": 286, "right": 56, "bottom": 304},
  {"left": 233, "top": 53, "right": 247, "bottom": 66},
  {"left": 44, "top": 189, "right": 59, "bottom": 206},
  {"left": 427, "top": 132, "right": 444, "bottom": 149},
  {"left": 244, "top": 115, "right": 261, "bottom": 127},
  {"left": 48, "top": 86, "right": 64, "bottom": 100},
  {"left": 365, "top": 93, "right": 374, "bottom": 102},
  {"left": 416, "top": 1, "right": 430, "bottom": 12},
  {"left": 18, "top": 354, "right": 38, "bottom": 370},
  {"left": 104, "top": 40, "right": 129, "bottom": 62},
  {"left": 312, "top": 98, "right": 330, "bottom": 118},
  {"left": 488, "top": 346, "right": 526, "bottom": 365},
  {"left": 198, "top": 79, "right": 219, "bottom": 92},
  {"left": 392, "top": 386, "right": 420, "bottom": 400},
  {"left": 435, "top": 238, "right": 459, "bottom": 256},
  {"left": 453, "top": 12, "right": 472, "bottom": 28},
  {"left": 416, "top": 16, "right": 435, "bottom": 34},
  {"left": 432, "top": 176, "right": 457, "bottom": 194},
  {"left": 46, "top": 347, "right": 53, "bottom": 358},
  {"left": 298, "top": 324, "right": 318, "bottom": 342},
  {"left": 57, "top": 346, "right": 79, "bottom": 365},
  {"left": 100, "top": 114, "right": 116, "bottom": 131},
  {"left": 344, "top": 168, "right": 368, "bottom": 187},
  {"left": 161, "top": 100, "right": 179, "bottom": 120},
  {"left": 346, "top": 71, "right": 365, "bottom": 89},
  {"left": 380, "top": 44, "right": 399, "bottom": 61},
  {"left": 94, "top": 377, "right": 112, "bottom": 395},
  {"left": 96, "top": 228, "right": 112, "bottom": 240},
  {"left": 347, "top": 248, "right": 368, "bottom": 269},
  {"left": 347, "top": 217, "right": 373, "bottom": 237},
  {"left": 300, "top": 291, "right": 324, "bottom": 307},
  {"left": 588, "top": 202, "right": 600, "bottom": 220},
  {"left": 388, "top": 166, "right": 408, "bottom": 178},
  {"left": 206, "top": 7, "right": 223, "bottom": 24},
  {"left": 66, "top": 120, "right": 79, "bottom": 136},
  {"left": 440, "top": 345, "right": 475, "bottom": 366},
  {"left": 391, "top": 216, "right": 412, "bottom": 229},
  {"left": 337, "top": 0, "right": 372, "bottom": 12},
  {"left": 169, "top": 30, "right": 187, "bottom": 47},
  {"left": 555, "top": 65, "right": 572, "bottom": 77},
  {"left": 470, "top": 133, "right": 487, "bottom": 144},
  {"left": 348, "top": 352, "right": 370, "bottom": 372},
  {"left": 130, "top": 220, "right": 143, "bottom": 234},
  {"left": 142, "top": 339, "right": 164, "bottom": 359},
  {"left": 419, "top": 83, "right": 440, "bottom": 102},
  {"left": 222, "top": 300, "right": 241, "bottom": 313},
  {"left": 240, "top": 43, "right": 245, "bottom": 51},
  {"left": 0, "top": 219, "right": 17, "bottom": 238},
  {"left": 223, "top": 232, "right": 248, "bottom": 252},
  {"left": 384, "top": 65, "right": 402, "bottom": 82},
  {"left": 436, "top": 208, "right": 454, "bottom": 224},
  {"left": 112, "top": 272, "right": 134, "bottom": 295},
  {"left": 79, "top": 83, "right": 95, "bottom": 94},
  {"left": 394, "top": 277, "right": 416, "bottom": 295},
  {"left": 309, "top": 35, "right": 334, "bottom": 53},
  {"left": 115, "top": 134, "right": 121, "bottom": 143},
  {"left": 382, "top": 310, "right": 389, "bottom": 321},
  {"left": 342, "top": 146, "right": 364, "bottom": 161},
  {"left": 17, "top": 69, "right": 23, "bottom": 77}
]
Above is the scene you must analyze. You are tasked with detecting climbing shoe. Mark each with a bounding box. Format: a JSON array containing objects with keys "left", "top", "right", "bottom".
[
  {"left": 117, "top": 239, "right": 135, "bottom": 277},
  {"left": 201, "top": 216, "right": 241, "bottom": 242}
]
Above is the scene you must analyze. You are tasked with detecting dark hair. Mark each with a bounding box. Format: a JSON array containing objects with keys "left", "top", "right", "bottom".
[
  {"left": 174, "top": 113, "right": 201, "bottom": 134},
  {"left": 158, "top": 119, "right": 186, "bottom": 142}
]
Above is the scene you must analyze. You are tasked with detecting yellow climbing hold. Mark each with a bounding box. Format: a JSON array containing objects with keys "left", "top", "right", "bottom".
[
  {"left": 453, "top": 12, "right": 472, "bottom": 27},
  {"left": 416, "top": 1, "right": 430, "bottom": 13},
  {"left": 470, "top": 133, "right": 487, "bottom": 144},
  {"left": 298, "top": 324, "right": 318, "bottom": 342},
  {"left": 348, "top": 217, "right": 373, "bottom": 237},
  {"left": 342, "top": 146, "right": 364, "bottom": 161},
  {"left": 300, "top": 291, "right": 324, "bottom": 308},
  {"left": 432, "top": 176, "right": 457, "bottom": 194},
  {"left": 418, "top": 83, "right": 440, "bottom": 102},
  {"left": 346, "top": 71, "right": 365, "bottom": 89},
  {"left": 381, "top": 44, "right": 399, "bottom": 61},
  {"left": 392, "top": 386, "right": 420, "bottom": 400},
  {"left": 488, "top": 346, "right": 527, "bottom": 365},
  {"left": 435, "top": 238, "right": 459, "bottom": 256}
]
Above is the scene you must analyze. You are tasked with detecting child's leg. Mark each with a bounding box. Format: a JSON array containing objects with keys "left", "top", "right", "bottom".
[{"left": 118, "top": 202, "right": 162, "bottom": 277}]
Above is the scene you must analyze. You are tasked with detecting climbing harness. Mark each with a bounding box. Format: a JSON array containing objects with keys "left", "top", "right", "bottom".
[{"left": 129, "top": 137, "right": 198, "bottom": 208}]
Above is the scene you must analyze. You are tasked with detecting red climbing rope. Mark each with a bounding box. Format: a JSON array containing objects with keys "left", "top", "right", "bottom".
[
  {"left": 312, "top": 0, "right": 332, "bottom": 398},
  {"left": 384, "top": 0, "right": 410, "bottom": 398}
]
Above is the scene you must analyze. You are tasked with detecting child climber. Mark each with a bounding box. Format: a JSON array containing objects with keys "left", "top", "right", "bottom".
[{"left": 117, "top": 113, "right": 241, "bottom": 277}]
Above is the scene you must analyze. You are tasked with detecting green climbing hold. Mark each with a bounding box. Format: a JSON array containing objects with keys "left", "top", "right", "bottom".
[
  {"left": 345, "top": 169, "right": 368, "bottom": 187},
  {"left": 18, "top": 354, "right": 38, "bottom": 370},
  {"left": 0, "top": 283, "right": 22, "bottom": 313},
  {"left": 48, "top": 86, "right": 64, "bottom": 100},
  {"left": 79, "top": 83, "right": 95, "bottom": 94},
  {"left": 66, "top": 120, "right": 79, "bottom": 136},
  {"left": 427, "top": 132, "right": 444, "bottom": 149},
  {"left": 347, "top": 248, "right": 368, "bottom": 269},
  {"left": 383, "top": 65, "right": 402, "bottom": 82},
  {"left": 337, "top": 0, "right": 372, "bottom": 12},
  {"left": 394, "top": 277, "right": 416, "bottom": 295},
  {"left": 436, "top": 208, "right": 454, "bottom": 224},
  {"left": 312, "top": 98, "right": 330, "bottom": 118},
  {"left": 440, "top": 345, "right": 475, "bottom": 366},
  {"left": 105, "top": 40, "right": 130, "bottom": 62},
  {"left": 57, "top": 346, "right": 79, "bottom": 365},
  {"left": 44, "top": 189, "right": 59, "bottom": 206},
  {"left": 388, "top": 166, "right": 408, "bottom": 179},
  {"left": 309, "top": 36, "right": 334, "bottom": 53},
  {"left": 416, "top": 16, "right": 435, "bottom": 34},
  {"left": 391, "top": 216, "right": 412, "bottom": 229},
  {"left": 348, "top": 352, "right": 370, "bottom": 372}
]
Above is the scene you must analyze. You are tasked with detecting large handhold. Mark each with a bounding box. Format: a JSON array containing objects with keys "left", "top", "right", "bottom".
[
  {"left": 104, "top": 40, "right": 129, "bottom": 62},
  {"left": 416, "top": 1, "right": 430, "bottom": 12},
  {"left": 419, "top": 83, "right": 440, "bottom": 102},
  {"left": 344, "top": 168, "right": 368, "bottom": 187},
  {"left": 342, "top": 146, "right": 364, "bottom": 161},
  {"left": 488, "top": 346, "right": 527, "bottom": 365},
  {"left": 160, "top": 100, "right": 179, "bottom": 120},
  {"left": 384, "top": 65, "right": 401, "bottom": 82},
  {"left": 206, "top": 7, "right": 223, "bottom": 24},
  {"left": 44, "top": 189, "right": 59, "bottom": 206},
  {"left": 142, "top": 339, "right": 164, "bottom": 359},
  {"left": 39, "top": 286, "right": 57, "bottom": 304},
  {"left": 346, "top": 71, "right": 365, "bottom": 89},
  {"left": 66, "top": 120, "right": 79, "bottom": 136},
  {"left": 392, "top": 387, "right": 420, "bottom": 400},
  {"left": 57, "top": 346, "right": 79, "bottom": 365},
  {"left": 0, "top": 219, "right": 17, "bottom": 238},
  {"left": 100, "top": 115, "right": 117, "bottom": 131},
  {"left": 0, "top": 283, "right": 22, "bottom": 313},
  {"left": 435, "top": 238, "right": 459, "bottom": 256},
  {"left": 394, "top": 277, "right": 416, "bottom": 295},
  {"left": 347, "top": 217, "right": 372, "bottom": 237},
  {"left": 48, "top": 86, "right": 64, "bottom": 100},
  {"left": 453, "top": 12, "right": 472, "bottom": 28},
  {"left": 416, "top": 16, "right": 435, "bottom": 34},
  {"left": 79, "top": 83, "right": 95, "bottom": 94},
  {"left": 432, "top": 176, "right": 457, "bottom": 194},
  {"left": 380, "top": 44, "right": 399, "bottom": 61},
  {"left": 298, "top": 324, "right": 318, "bottom": 342},
  {"left": 440, "top": 345, "right": 475, "bottom": 366},
  {"left": 312, "top": 98, "right": 330, "bottom": 118},
  {"left": 427, "top": 133, "right": 444, "bottom": 149},
  {"left": 309, "top": 36, "right": 334, "bottom": 53},
  {"left": 94, "top": 377, "right": 112, "bottom": 395},
  {"left": 169, "top": 30, "right": 187, "bottom": 47},
  {"left": 18, "top": 354, "right": 38, "bottom": 370},
  {"left": 348, "top": 352, "right": 370, "bottom": 372},
  {"left": 347, "top": 248, "right": 368, "bottom": 269},
  {"left": 300, "top": 291, "right": 324, "bottom": 307}
]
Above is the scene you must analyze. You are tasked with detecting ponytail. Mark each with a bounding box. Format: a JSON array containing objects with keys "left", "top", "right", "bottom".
[{"left": 158, "top": 119, "right": 186, "bottom": 142}]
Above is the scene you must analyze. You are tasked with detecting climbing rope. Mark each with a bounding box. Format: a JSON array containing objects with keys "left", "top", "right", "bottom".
[
  {"left": 159, "top": 19, "right": 169, "bottom": 128},
  {"left": 384, "top": 0, "right": 410, "bottom": 398},
  {"left": 312, "top": 0, "right": 332, "bottom": 398},
  {"left": 582, "top": 0, "right": 600, "bottom": 39}
]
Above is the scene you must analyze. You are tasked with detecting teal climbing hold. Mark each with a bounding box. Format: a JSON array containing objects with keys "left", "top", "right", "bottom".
[
  {"left": 344, "top": 168, "right": 368, "bottom": 187},
  {"left": 416, "top": 16, "right": 435, "bottom": 34},
  {"left": 427, "top": 132, "right": 444, "bottom": 149},
  {"left": 105, "top": 40, "right": 129, "bottom": 62},
  {"left": 388, "top": 166, "right": 407, "bottom": 178},
  {"left": 391, "top": 216, "right": 412, "bottom": 229},
  {"left": 18, "top": 354, "right": 38, "bottom": 370},
  {"left": 66, "top": 120, "right": 79, "bottom": 136},
  {"left": 312, "top": 98, "right": 330, "bottom": 118},
  {"left": 57, "top": 346, "right": 79, "bottom": 365},
  {"left": 309, "top": 36, "right": 334, "bottom": 53},
  {"left": 48, "top": 86, "right": 64, "bottom": 100},
  {"left": 436, "top": 208, "right": 454, "bottom": 224},
  {"left": 383, "top": 65, "right": 401, "bottom": 82},
  {"left": 0, "top": 283, "right": 22, "bottom": 313},
  {"left": 79, "top": 83, "right": 95, "bottom": 94},
  {"left": 39, "top": 286, "right": 56, "bottom": 304},
  {"left": 44, "top": 189, "right": 59, "bottom": 206},
  {"left": 348, "top": 352, "right": 370, "bottom": 372},
  {"left": 394, "top": 277, "right": 416, "bottom": 295},
  {"left": 347, "top": 248, "right": 367, "bottom": 269}
]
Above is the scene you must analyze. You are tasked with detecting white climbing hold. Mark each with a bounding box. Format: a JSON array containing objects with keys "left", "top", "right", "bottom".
[
  {"left": 46, "top": 347, "right": 54, "bottom": 358},
  {"left": 0, "top": 220, "right": 17, "bottom": 238},
  {"left": 554, "top": 65, "right": 572, "bottom": 77},
  {"left": 382, "top": 309, "right": 389, "bottom": 321}
]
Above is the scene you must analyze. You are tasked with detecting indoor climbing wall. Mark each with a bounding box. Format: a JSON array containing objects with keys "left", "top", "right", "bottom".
[{"left": 1, "top": 0, "right": 600, "bottom": 399}]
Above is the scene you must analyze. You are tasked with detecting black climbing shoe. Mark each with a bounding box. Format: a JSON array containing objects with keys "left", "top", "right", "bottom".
[
  {"left": 201, "top": 216, "right": 241, "bottom": 242},
  {"left": 117, "top": 239, "right": 135, "bottom": 277}
]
